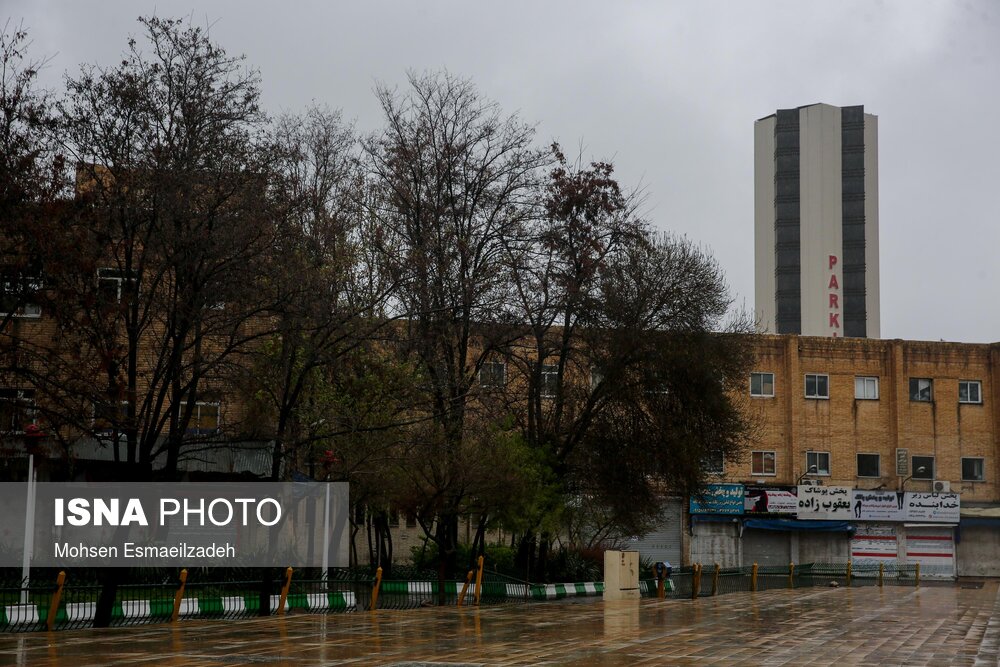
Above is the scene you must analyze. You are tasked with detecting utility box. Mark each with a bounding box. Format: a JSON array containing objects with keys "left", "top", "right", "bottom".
[{"left": 603, "top": 549, "right": 640, "bottom": 600}]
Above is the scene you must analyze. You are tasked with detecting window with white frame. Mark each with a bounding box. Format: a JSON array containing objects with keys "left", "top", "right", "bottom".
[
  {"left": 751, "top": 450, "right": 776, "bottom": 476},
  {"left": 540, "top": 364, "right": 559, "bottom": 398},
  {"left": 804, "top": 374, "right": 829, "bottom": 399},
  {"left": 806, "top": 451, "right": 830, "bottom": 476},
  {"left": 909, "top": 378, "right": 933, "bottom": 402},
  {"left": 911, "top": 455, "right": 934, "bottom": 479},
  {"left": 959, "top": 380, "right": 982, "bottom": 405},
  {"left": 97, "top": 268, "right": 126, "bottom": 303},
  {"left": 750, "top": 372, "right": 775, "bottom": 397},
  {"left": 855, "top": 376, "right": 879, "bottom": 400},
  {"left": 479, "top": 361, "right": 506, "bottom": 389},
  {"left": 962, "top": 457, "right": 985, "bottom": 482},
  {"left": 0, "top": 271, "right": 42, "bottom": 318},
  {"left": 181, "top": 402, "right": 220, "bottom": 435},
  {"left": 857, "top": 453, "right": 880, "bottom": 478},
  {"left": 0, "top": 388, "right": 36, "bottom": 433}
]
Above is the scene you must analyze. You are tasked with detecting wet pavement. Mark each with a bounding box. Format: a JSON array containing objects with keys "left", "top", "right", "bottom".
[{"left": 1, "top": 582, "right": 999, "bottom": 666}]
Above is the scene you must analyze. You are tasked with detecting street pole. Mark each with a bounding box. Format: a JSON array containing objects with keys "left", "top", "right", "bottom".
[{"left": 20, "top": 454, "right": 35, "bottom": 605}]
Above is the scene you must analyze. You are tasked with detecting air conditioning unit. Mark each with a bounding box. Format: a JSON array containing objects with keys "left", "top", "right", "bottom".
[{"left": 932, "top": 480, "right": 951, "bottom": 493}]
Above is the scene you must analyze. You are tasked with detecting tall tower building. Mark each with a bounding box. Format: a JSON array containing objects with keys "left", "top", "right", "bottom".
[{"left": 754, "top": 103, "right": 879, "bottom": 338}]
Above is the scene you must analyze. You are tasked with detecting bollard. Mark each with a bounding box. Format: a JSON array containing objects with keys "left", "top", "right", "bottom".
[
  {"left": 712, "top": 563, "right": 720, "bottom": 596},
  {"left": 474, "top": 555, "right": 485, "bottom": 606},
  {"left": 277, "top": 567, "right": 293, "bottom": 616},
  {"left": 846, "top": 561, "right": 852, "bottom": 587},
  {"left": 751, "top": 562, "right": 758, "bottom": 592},
  {"left": 371, "top": 566, "right": 383, "bottom": 610},
  {"left": 457, "top": 569, "right": 474, "bottom": 607},
  {"left": 788, "top": 562, "right": 795, "bottom": 589},
  {"left": 915, "top": 563, "right": 920, "bottom": 587},
  {"left": 171, "top": 569, "right": 188, "bottom": 623},
  {"left": 46, "top": 571, "right": 66, "bottom": 631},
  {"left": 691, "top": 563, "right": 702, "bottom": 600},
  {"left": 878, "top": 562, "right": 884, "bottom": 587}
]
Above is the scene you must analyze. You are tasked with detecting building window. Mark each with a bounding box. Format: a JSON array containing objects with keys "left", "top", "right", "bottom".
[
  {"left": 909, "top": 378, "right": 933, "bottom": 402},
  {"left": 405, "top": 512, "right": 417, "bottom": 528},
  {"left": 804, "top": 374, "right": 829, "bottom": 399},
  {"left": 751, "top": 451, "right": 776, "bottom": 476},
  {"left": 911, "top": 455, "right": 934, "bottom": 479},
  {"left": 540, "top": 364, "right": 559, "bottom": 398},
  {"left": 479, "top": 361, "right": 506, "bottom": 389},
  {"left": 962, "top": 457, "right": 985, "bottom": 482},
  {"left": 703, "top": 451, "right": 724, "bottom": 475},
  {"left": 93, "top": 400, "right": 129, "bottom": 434},
  {"left": 857, "top": 453, "right": 880, "bottom": 478},
  {"left": 806, "top": 451, "right": 830, "bottom": 476},
  {"left": 97, "top": 268, "right": 126, "bottom": 303},
  {"left": 0, "top": 271, "right": 42, "bottom": 318},
  {"left": 959, "top": 380, "right": 982, "bottom": 405},
  {"left": 181, "top": 402, "right": 220, "bottom": 435},
  {"left": 750, "top": 372, "right": 774, "bottom": 397},
  {"left": 855, "top": 376, "right": 879, "bottom": 400},
  {"left": 0, "top": 388, "right": 37, "bottom": 433},
  {"left": 590, "top": 366, "right": 604, "bottom": 390}
]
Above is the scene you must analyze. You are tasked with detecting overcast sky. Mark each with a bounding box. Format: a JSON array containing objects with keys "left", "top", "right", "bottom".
[{"left": 8, "top": 1, "right": 1000, "bottom": 343}]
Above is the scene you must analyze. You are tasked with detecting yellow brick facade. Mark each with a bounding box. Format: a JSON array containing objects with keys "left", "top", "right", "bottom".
[{"left": 727, "top": 335, "right": 1000, "bottom": 504}]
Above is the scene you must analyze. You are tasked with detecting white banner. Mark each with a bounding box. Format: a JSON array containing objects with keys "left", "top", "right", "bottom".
[
  {"left": 904, "top": 492, "right": 960, "bottom": 523},
  {"left": 796, "top": 485, "right": 852, "bottom": 520},
  {"left": 851, "top": 490, "right": 904, "bottom": 521}
]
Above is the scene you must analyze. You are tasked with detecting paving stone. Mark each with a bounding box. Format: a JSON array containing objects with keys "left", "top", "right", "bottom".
[{"left": 1, "top": 583, "right": 999, "bottom": 665}]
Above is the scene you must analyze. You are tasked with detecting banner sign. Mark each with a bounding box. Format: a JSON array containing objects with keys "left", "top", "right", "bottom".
[
  {"left": 796, "top": 485, "right": 852, "bottom": 520},
  {"left": 0, "top": 482, "right": 349, "bottom": 567},
  {"left": 904, "top": 492, "right": 960, "bottom": 523},
  {"left": 851, "top": 490, "right": 904, "bottom": 521},
  {"left": 689, "top": 483, "right": 744, "bottom": 515},
  {"left": 744, "top": 486, "right": 798, "bottom": 515}
]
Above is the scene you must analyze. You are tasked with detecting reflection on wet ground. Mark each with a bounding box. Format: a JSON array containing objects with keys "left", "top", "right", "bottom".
[{"left": 1, "top": 582, "right": 998, "bottom": 665}]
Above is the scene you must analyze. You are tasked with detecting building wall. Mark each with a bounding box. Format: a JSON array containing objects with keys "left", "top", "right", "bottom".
[
  {"left": 957, "top": 526, "right": 1000, "bottom": 577},
  {"left": 754, "top": 116, "right": 777, "bottom": 334},
  {"left": 754, "top": 104, "right": 879, "bottom": 338},
  {"left": 690, "top": 521, "right": 741, "bottom": 568},
  {"left": 735, "top": 335, "right": 999, "bottom": 503}
]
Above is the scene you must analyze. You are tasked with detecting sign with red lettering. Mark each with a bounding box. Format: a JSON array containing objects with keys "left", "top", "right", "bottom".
[{"left": 827, "top": 254, "right": 841, "bottom": 337}]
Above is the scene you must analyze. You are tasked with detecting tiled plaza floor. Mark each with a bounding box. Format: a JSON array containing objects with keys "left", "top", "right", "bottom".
[{"left": 1, "top": 582, "right": 999, "bottom": 666}]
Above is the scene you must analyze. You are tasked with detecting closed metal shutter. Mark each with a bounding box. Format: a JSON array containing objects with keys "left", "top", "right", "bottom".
[
  {"left": 630, "top": 498, "right": 683, "bottom": 566},
  {"left": 903, "top": 525, "right": 955, "bottom": 579},
  {"left": 742, "top": 529, "right": 791, "bottom": 568},
  {"left": 799, "top": 532, "right": 850, "bottom": 564}
]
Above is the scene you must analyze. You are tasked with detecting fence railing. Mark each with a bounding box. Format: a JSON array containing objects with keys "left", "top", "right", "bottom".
[
  {"left": 0, "top": 565, "right": 536, "bottom": 632},
  {"left": 638, "top": 561, "right": 921, "bottom": 601},
  {"left": 1, "top": 560, "right": 923, "bottom": 632}
]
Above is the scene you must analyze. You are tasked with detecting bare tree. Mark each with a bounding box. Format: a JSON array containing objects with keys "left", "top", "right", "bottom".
[
  {"left": 363, "top": 71, "right": 549, "bottom": 596},
  {"left": 15, "top": 16, "right": 278, "bottom": 472}
]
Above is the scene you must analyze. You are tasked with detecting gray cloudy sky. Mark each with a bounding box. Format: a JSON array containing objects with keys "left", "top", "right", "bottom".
[{"left": 8, "top": 1, "right": 1000, "bottom": 342}]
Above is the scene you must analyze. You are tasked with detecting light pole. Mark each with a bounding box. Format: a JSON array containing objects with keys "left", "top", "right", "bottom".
[
  {"left": 795, "top": 465, "right": 818, "bottom": 485},
  {"left": 900, "top": 466, "right": 927, "bottom": 491}
]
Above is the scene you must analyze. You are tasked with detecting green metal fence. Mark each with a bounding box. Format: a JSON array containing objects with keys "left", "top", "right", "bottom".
[{"left": 1, "top": 561, "right": 924, "bottom": 633}]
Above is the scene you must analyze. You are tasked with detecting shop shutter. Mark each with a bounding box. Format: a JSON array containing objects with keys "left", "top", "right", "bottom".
[
  {"left": 630, "top": 498, "right": 684, "bottom": 566},
  {"left": 742, "top": 528, "right": 791, "bottom": 568},
  {"left": 903, "top": 526, "right": 955, "bottom": 579}
]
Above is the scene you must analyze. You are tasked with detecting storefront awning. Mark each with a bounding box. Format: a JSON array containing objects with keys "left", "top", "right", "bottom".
[{"left": 743, "top": 518, "right": 854, "bottom": 533}]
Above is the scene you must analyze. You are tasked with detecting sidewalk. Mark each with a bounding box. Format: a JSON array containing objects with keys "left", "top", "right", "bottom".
[{"left": 1, "top": 582, "right": 997, "bottom": 665}]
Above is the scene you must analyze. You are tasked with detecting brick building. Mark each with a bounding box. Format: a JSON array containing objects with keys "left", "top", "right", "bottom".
[{"left": 634, "top": 334, "right": 1000, "bottom": 578}]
